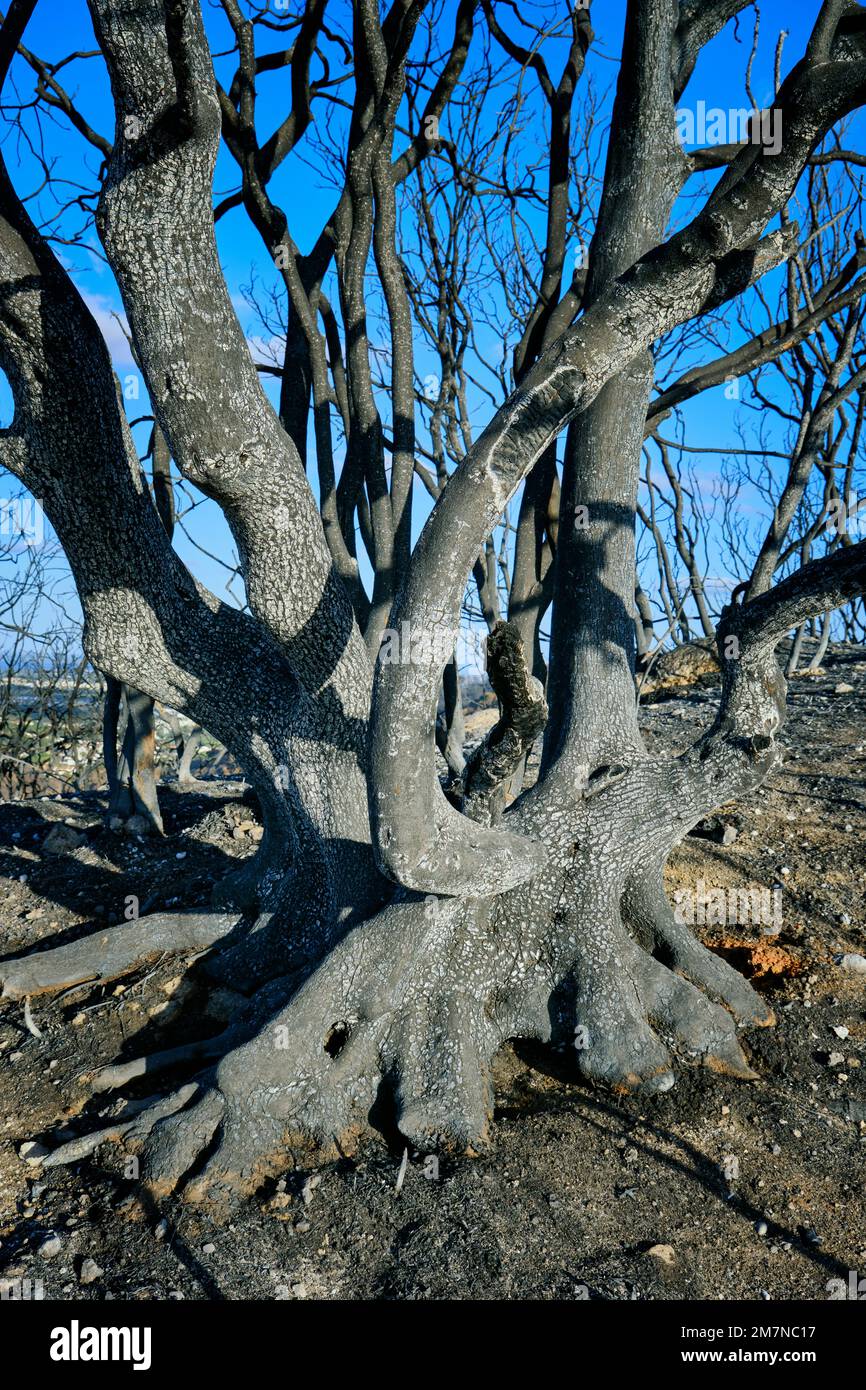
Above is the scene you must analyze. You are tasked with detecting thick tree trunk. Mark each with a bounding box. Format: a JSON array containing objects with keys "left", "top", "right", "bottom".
[
  {"left": 545, "top": 0, "right": 685, "bottom": 779},
  {"left": 0, "top": 135, "right": 380, "bottom": 950}
]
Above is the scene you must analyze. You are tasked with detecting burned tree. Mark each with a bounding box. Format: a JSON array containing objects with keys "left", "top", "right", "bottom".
[{"left": 1, "top": 0, "right": 866, "bottom": 1200}]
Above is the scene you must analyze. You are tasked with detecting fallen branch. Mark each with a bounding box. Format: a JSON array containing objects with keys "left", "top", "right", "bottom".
[{"left": 0, "top": 912, "right": 238, "bottom": 1001}]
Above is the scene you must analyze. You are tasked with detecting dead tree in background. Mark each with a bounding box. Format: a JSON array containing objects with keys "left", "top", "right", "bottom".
[{"left": 643, "top": 137, "right": 866, "bottom": 663}]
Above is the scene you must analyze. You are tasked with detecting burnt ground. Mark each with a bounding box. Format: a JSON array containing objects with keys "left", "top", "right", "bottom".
[{"left": 0, "top": 647, "right": 864, "bottom": 1302}]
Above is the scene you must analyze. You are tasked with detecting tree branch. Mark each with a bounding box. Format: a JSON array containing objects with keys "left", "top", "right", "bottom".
[
  {"left": 87, "top": 0, "right": 370, "bottom": 710},
  {"left": 369, "top": 15, "right": 866, "bottom": 896},
  {"left": 459, "top": 621, "right": 548, "bottom": 826}
]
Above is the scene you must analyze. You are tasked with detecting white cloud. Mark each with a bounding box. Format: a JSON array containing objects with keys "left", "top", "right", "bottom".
[
  {"left": 79, "top": 290, "right": 136, "bottom": 368},
  {"left": 246, "top": 332, "right": 285, "bottom": 367}
]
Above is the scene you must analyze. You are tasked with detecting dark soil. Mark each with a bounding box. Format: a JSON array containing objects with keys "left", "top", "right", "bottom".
[{"left": 1, "top": 647, "right": 864, "bottom": 1301}]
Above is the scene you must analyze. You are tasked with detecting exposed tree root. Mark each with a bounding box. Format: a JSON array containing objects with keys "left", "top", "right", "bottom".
[
  {"left": 88, "top": 1033, "right": 230, "bottom": 1093},
  {"left": 42, "top": 1084, "right": 201, "bottom": 1168},
  {"left": 0, "top": 912, "right": 238, "bottom": 1000},
  {"left": 567, "top": 890, "right": 759, "bottom": 1094},
  {"left": 623, "top": 870, "right": 776, "bottom": 1029},
  {"left": 38, "top": 877, "right": 767, "bottom": 1200}
]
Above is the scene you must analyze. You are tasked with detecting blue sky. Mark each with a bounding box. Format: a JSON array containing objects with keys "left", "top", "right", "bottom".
[{"left": 1, "top": 0, "right": 862, "bottom": 660}]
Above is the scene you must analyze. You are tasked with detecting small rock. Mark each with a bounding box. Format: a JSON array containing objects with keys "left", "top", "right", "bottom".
[
  {"left": 38, "top": 1234, "right": 63, "bottom": 1260},
  {"left": 202, "top": 1243, "right": 216, "bottom": 1255},
  {"left": 839, "top": 953, "right": 866, "bottom": 974},
  {"left": 832, "top": 1025, "right": 850, "bottom": 1040},
  {"left": 302, "top": 1173, "right": 322, "bottom": 1205},
  {"left": 153, "top": 1219, "right": 170, "bottom": 1242},
  {"left": 834, "top": 682, "right": 855, "bottom": 694},
  {"left": 755, "top": 1221, "right": 768, "bottom": 1237},
  {"left": 43, "top": 824, "right": 85, "bottom": 855},
  {"left": 645, "top": 1243, "right": 675, "bottom": 1266},
  {"left": 263, "top": 1192, "right": 293, "bottom": 1213},
  {"left": 691, "top": 816, "right": 739, "bottom": 846},
  {"left": 78, "top": 1258, "right": 103, "bottom": 1285},
  {"left": 124, "top": 815, "right": 151, "bottom": 837},
  {"left": 19, "top": 1140, "right": 50, "bottom": 1165},
  {"left": 829, "top": 1052, "right": 846, "bottom": 1067},
  {"left": 248, "top": 826, "right": 264, "bottom": 843}
]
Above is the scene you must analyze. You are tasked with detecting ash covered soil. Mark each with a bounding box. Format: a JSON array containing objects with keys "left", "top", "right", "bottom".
[{"left": 0, "top": 647, "right": 864, "bottom": 1302}]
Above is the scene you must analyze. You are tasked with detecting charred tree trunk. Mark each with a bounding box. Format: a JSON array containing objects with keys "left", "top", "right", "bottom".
[
  {"left": 104, "top": 683, "right": 164, "bottom": 832},
  {"left": 101, "top": 422, "right": 178, "bottom": 832}
]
